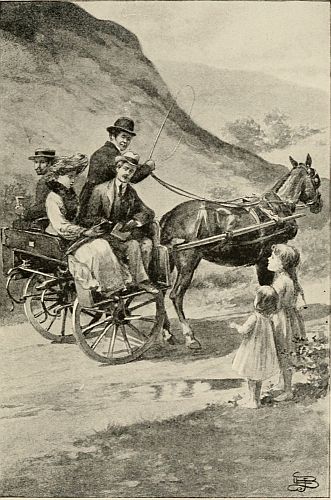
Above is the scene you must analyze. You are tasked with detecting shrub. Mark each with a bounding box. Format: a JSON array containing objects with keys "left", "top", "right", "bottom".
[{"left": 292, "top": 334, "right": 329, "bottom": 400}]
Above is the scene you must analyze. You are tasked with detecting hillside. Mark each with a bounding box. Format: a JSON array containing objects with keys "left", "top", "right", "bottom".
[
  {"left": 154, "top": 60, "right": 330, "bottom": 178},
  {"left": 0, "top": 1, "right": 328, "bottom": 323},
  {"left": 0, "top": 0, "right": 290, "bottom": 219}
]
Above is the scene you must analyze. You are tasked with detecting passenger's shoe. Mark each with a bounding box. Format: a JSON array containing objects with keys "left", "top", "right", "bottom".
[
  {"left": 139, "top": 281, "right": 159, "bottom": 294},
  {"left": 274, "top": 391, "right": 293, "bottom": 402},
  {"left": 238, "top": 398, "right": 260, "bottom": 409}
]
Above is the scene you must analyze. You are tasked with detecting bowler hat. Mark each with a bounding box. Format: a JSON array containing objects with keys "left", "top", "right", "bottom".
[
  {"left": 28, "top": 148, "right": 57, "bottom": 160},
  {"left": 107, "top": 117, "right": 136, "bottom": 136},
  {"left": 115, "top": 151, "right": 140, "bottom": 167}
]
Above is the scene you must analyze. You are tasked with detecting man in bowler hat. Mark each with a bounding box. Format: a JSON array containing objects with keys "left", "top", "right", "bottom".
[
  {"left": 78, "top": 117, "right": 155, "bottom": 220},
  {"left": 16, "top": 149, "right": 57, "bottom": 225}
]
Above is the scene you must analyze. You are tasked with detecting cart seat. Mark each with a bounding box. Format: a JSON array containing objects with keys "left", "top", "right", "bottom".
[{"left": 1, "top": 227, "right": 66, "bottom": 265}]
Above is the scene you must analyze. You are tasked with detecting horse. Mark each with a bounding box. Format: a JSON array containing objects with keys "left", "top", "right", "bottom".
[{"left": 160, "top": 154, "right": 322, "bottom": 349}]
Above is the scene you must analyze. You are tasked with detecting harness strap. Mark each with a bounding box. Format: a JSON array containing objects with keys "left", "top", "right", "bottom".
[
  {"left": 246, "top": 207, "right": 265, "bottom": 261},
  {"left": 151, "top": 173, "right": 300, "bottom": 210},
  {"left": 151, "top": 173, "right": 261, "bottom": 207},
  {"left": 191, "top": 202, "right": 210, "bottom": 239}
]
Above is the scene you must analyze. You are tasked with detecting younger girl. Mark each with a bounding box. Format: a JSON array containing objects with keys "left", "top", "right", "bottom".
[
  {"left": 268, "top": 243, "right": 306, "bottom": 401},
  {"left": 231, "top": 286, "right": 280, "bottom": 408}
]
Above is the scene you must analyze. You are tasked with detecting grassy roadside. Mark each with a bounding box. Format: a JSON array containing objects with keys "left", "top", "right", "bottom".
[{"left": 1, "top": 397, "right": 328, "bottom": 498}]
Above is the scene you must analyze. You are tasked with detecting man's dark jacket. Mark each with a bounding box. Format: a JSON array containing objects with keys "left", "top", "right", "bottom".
[
  {"left": 23, "top": 176, "right": 50, "bottom": 222},
  {"left": 79, "top": 141, "right": 153, "bottom": 221},
  {"left": 81, "top": 179, "right": 155, "bottom": 243}
]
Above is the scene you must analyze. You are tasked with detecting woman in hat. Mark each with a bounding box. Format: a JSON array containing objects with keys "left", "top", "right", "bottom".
[
  {"left": 45, "top": 154, "right": 130, "bottom": 295},
  {"left": 78, "top": 117, "right": 155, "bottom": 221}
]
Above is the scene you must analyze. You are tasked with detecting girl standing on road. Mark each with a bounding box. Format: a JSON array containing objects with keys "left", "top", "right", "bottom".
[
  {"left": 267, "top": 244, "right": 306, "bottom": 402},
  {"left": 231, "top": 286, "right": 280, "bottom": 409}
]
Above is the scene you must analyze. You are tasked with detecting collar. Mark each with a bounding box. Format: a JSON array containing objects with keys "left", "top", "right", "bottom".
[
  {"left": 45, "top": 179, "right": 75, "bottom": 196},
  {"left": 107, "top": 139, "right": 121, "bottom": 153},
  {"left": 115, "top": 178, "right": 128, "bottom": 194}
]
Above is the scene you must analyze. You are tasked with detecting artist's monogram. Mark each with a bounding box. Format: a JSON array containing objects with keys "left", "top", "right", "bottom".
[{"left": 288, "top": 472, "right": 319, "bottom": 492}]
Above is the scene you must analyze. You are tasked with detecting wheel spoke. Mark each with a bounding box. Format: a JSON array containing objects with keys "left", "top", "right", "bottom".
[
  {"left": 91, "top": 322, "right": 114, "bottom": 350},
  {"left": 72, "top": 288, "right": 163, "bottom": 363},
  {"left": 126, "top": 322, "right": 148, "bottom": 340},
  {"left": 46, "top": 314, "right": 58, "bottom": 332},
  {"left": 136, "top": 317, "right": 157, "bottom": 324},
  {"left": 124, "top": 315, "right": 143, "bottom": 321},
  {"left": 24, "top": 274, "right": 76, "bottom": 342},
  {"left": 129, "top": 297, "right": 156, "bottom": 312},
  {"left": 32, "top": 296, "right": 58, "bottom": 304},
  {"left": 33, "top": 309, "right": 47, "bottom": 320},
  {"left": 82, "top": 315, "right": 113, "bottom": 335},
  {"left": 60, "top": 309, "right": 68, "bottom": 336},
  {"left": 119, "top": 324, "right": 133, "bottom": 355},
  {"left": 25, "top": 293, "right": 58, "bottom": 299},
  {"left": 83, "top": 309, "right": 104, "bottom": 318}
]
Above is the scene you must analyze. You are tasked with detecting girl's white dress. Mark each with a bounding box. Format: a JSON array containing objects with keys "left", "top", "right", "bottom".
[
  {"left": 45, "top": 191, "right": 130, "bottom": 293},
  {"left": 232, "top": 312, "right": 280, "bottom": 380},
  {"left": 272, "top": 272, "right": 306, "bottom": 364}
]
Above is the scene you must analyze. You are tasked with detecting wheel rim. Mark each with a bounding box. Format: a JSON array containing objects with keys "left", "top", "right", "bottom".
[
  {"left": 72, "top": 291, "right": 165, "bottom": 364},
  {"left": 24, "top": 274, "right": 76, "bottom": 342}
]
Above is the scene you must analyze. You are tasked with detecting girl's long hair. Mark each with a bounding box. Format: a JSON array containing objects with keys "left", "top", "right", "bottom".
[
  {"left": 271, "top": 244, "right": 306, "bottom": 304},
  {"left": 255, "top": 286, "right": 278, "bottom": 316}
]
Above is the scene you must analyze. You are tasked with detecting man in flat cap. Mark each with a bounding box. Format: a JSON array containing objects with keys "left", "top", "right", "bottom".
[
  {"left": 78, "top": 117, "right": 155, "bottom": 221},
  {"left": 15, "top": 149, "right": 57, "bottom": 226}
]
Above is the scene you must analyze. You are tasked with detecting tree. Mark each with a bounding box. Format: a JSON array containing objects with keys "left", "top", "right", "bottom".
[{"left": 224, "top": 109, "right": 321, "bottom": 154}]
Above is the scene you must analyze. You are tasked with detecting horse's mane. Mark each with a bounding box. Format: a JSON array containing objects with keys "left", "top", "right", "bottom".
[
  {"left": 271, "top": 172, "right": 290, "bottom": 192},
  {"left": 270, "top": 166, "right": 305, "bottom": 194}
]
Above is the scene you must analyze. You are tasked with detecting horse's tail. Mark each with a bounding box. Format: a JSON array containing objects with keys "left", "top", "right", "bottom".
[
  {"left": 159, "top": 213, "right": 176, "bottom": 274},
  {"left": 168, "top": 250, "right": 176, "bottom": 274},
  {"left": 159, "top": 211, "right": 174, "bottom": 246}
]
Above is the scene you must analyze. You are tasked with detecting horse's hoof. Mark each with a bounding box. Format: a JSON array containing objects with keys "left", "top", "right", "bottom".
[
  {"left": 185, "top": 337, "right": 201, "bottom": 350},
  {"left": 163, "top": 330, "right": 177, "bottom": 345},
  {"left": 165, "top": 336, "right": 176, "bottom": 346}
]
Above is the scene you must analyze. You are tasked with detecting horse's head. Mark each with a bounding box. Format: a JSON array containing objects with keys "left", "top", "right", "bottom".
[{"left": 287, "top": 154, "right": 322, "bottom": 213}]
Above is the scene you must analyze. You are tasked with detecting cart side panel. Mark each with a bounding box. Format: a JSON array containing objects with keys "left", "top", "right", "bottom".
[{"left": 2, "top": 228, "right": 64, "bottom": 258}]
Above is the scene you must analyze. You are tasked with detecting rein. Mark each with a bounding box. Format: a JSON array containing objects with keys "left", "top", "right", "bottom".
[
  {"left": 150, "top": 172, "right": 252, "bottom": 206},
  {"left": 148, "top": 86, "right": 311, "bottom": 212},
  {"left": 150, "top": 171, "right": 301, "bottom": 209}
]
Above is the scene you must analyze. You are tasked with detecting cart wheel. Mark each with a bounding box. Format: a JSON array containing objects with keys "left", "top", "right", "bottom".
[
  {"left": 24, "top": 273, "right": 76, "bottom": 342},
  {"left": 72, "top": 290, "right": 165, "bottom": 364}
]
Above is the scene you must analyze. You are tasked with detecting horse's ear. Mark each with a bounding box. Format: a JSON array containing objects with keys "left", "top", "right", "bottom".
[
  {"left": 306, "top": 154, "right": 312, "bottom": 168},
  {"left": 289, "top": 156, "right": 298, "bottom": 168}
]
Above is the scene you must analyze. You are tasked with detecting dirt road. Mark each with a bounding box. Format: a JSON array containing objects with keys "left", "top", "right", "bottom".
[
  {"left": 1, "top": 288, "right": 329, "bottom": 480},
  {"left": 0, "top": 315, "right": 246, "bottom": 477}
]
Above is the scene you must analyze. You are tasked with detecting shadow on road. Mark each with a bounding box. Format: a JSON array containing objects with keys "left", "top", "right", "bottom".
[
  {"left": 143, "top": 317, "right": 242, "bottom": 364},
  {"left": 143, "top": 302, "right": 330, "bottom": 365}
]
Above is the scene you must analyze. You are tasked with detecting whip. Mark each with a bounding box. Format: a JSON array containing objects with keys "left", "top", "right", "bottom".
[{"left": 147, "top": 85, "right": 195, "bottom": 162}]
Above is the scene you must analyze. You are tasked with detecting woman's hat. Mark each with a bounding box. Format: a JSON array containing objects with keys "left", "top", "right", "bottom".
[
  {"left": 106, "top": 117, "right": 136, "bottom": 136},
  {"left": 115, "top": 151, "right": 140, "bottom": 167},
  {"left": 49, "top": 153, "right": 89, "bottom": 176},
  {"left": 28, "top": 148, "right": 57, "bottom": 160}
]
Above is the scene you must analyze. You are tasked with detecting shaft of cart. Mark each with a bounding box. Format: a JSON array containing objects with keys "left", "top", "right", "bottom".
[{"left": 174, "top": 212, "right": 306, "bottom": 251}]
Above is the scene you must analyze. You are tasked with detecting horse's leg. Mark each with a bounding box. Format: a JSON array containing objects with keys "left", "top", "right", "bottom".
[
  {"left": 256, "top": 255, "right": 274, "bottom": 286},
  {"left": 161, "top": 290, "right": 177, "bottom": 345},
  {"left": 170, "top": 251, "right": 201, "bottom": 349}
]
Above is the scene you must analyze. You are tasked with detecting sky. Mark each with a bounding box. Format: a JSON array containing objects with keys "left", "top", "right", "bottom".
[{"left": 77, "top": 1, "right": 329, "bottom": 92}]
